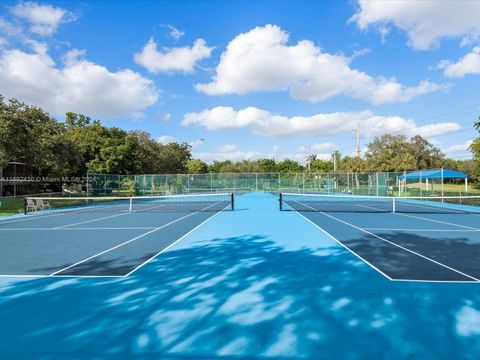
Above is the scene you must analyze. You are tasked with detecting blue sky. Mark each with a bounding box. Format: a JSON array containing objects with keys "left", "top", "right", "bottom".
[{"left": 0, "top": 1, "right": 479, "bottom": 163}]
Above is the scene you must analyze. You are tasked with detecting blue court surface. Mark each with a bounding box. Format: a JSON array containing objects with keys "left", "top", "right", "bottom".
[{"left": 1, "top": 193, "right": 480, "bottom": 359}]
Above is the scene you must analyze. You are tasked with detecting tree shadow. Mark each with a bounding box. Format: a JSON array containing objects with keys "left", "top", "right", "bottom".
[{"left": 1, "top": 234, "right": 480, "bottom": 359}]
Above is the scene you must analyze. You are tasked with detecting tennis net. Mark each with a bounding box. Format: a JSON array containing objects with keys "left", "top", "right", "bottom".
[
  {"left": 24, "top": 193, "right": 234, "bottom": 214},
  {"left": 279, "top": 193, "right": 480, "bottom": 214}
]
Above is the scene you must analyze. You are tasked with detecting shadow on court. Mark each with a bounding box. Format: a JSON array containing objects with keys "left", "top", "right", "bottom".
[{"left": 1, "top": 234, "right": 480, "bottom": 359}]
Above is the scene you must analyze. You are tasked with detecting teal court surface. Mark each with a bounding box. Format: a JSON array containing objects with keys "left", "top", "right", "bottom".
[{"left": 1, "top": 192, "right": 480, "bottom": 359}]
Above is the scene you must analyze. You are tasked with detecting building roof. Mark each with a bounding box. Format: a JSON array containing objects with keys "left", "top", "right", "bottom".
[{"left": 398, "top": 169, "right": 469, "bottom": 180}]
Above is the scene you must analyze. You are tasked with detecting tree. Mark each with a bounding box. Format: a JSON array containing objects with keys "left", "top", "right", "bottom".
[
  {"left": 276, "top": 159, "right": 304, "bottom": 173},
  {"left": 310, "top": 159, "right": 334, "bottom": 173},
  {"left": 339, "top": 156, "right": 366, "bottom": 173},
  {"left": 131, "top": 131, "right": 191, "bottom": 174},
  {"left": 409, "top": 135, "right": 444, "bottom": 169},
  {"left": 156, "top": 143, "right": 191, "bottom": 173},
  {"left": 65, "top": 112, "right": 97, "bottom": 128},
  {"left": 87, "top": 132, "right": 142, "bottom": 174},
  {"left": 0, "top": 96, "right": 81, "bottom": 175},
  {"left": 470, "top": 118, "right": 480, "bottom": 179},
  {"left": 257, "top": 158, "right": 277, "bottom": 172},
  {"left": 208, "top": 161, "right": 225, "bottom": 173},
  {"left": 365, "top": 134, "right": 444, "bottom": 172},
  {"left": 187, "top": 159, "right": 208, "bottom": 174},
  {"left": 235, "top": 160, "right": 262, "bottom": 173}
]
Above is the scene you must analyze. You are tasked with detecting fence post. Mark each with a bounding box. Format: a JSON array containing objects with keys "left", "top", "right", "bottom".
[
  {"left": 441, "top": 167, "right": 444, "bottom": 201},
  {"left": 86, "top": 173, "right": 89, "bottom": 197}
]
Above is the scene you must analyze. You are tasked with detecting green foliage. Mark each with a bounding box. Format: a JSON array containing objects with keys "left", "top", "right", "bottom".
[
  {"left": 205, "top": 158, "right": 304, "bottom": 173},
  {"left": 187, "top": 159, "right": 208, "bottom": 174},
  {"left": 257, "top": 158, "right": 277, "bottom": 172},
  {"left": 365, "top": 134, "right": 444, "bottom": 172},
  {"left": 0, "top": 97, "right": 193, "bottom": 177},
  {"left": 276, "top": 159, "right": 304, "bottom": 173},
  {"left": 158, "top": 143, "right": 192, "bottom": 173},
  {"left": 1, "top": 95, "right": 476, "bottom": 180},
  {"left": 207, "top": 161, "right": 225, "bottom": 173},
  {"left": 470, "top": 118, "right": 480, "bottom": 178},
  {"left": 0, "top": 97, "right": 80, "bottom": 175},
  {"left": 65, "top": 112, "right": 98, "bottom": 128},
  {"left": 310, "top": 159, "right": 334, "bottom": 173},
  {"left": 339, "top": 156, "right": 366, "bottom": 173}
]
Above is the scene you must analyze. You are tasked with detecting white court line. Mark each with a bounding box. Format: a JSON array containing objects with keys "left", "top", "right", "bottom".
[
  {"left": 0, "top": 199, "right": 131, "bottom": 226},
  {"left": 346, "top": 201, "right": 480, "bottom": 232},
  {"left": 53, "top": 201, "right": 170, "bottom": 229},
  {"left": 49, "top": 201, "right": 224, "bottom": 276},
  {"left": 125, "top": 203, "right": 230, "bottom": 277},
  {"left": 0, "top": 273, "right": 125, "bottom": 279},
  {"left": 0, "top": 227, "right": 157, "bottom": 231},
  {"left": 291, "top": 200, "right": 480, "bottom": 282},
  {"left": 284, "top": 201, "right": 393, "bottom": 281},
  {"left": 53, "top": 211, "right": 132, "bottom": 229},
  {"left": 0, "top": 211, "right": 67, "bottom": 225},
  {"left": 363, "top": 228, "right": 479, "bottom": 232},
  {"left": 393, "top": 212, "right": 480, "bottom": 231}
]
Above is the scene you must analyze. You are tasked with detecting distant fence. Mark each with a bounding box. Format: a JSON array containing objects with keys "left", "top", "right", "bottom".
[
  {"left": 87, "top": 171, "right": 477, "bottom": 198},
  {"left": 0, "top": 171, "right": 476, "bottom": 216},
  {"left": 86, "top": 172, "right": 399, "bottom": 197}
]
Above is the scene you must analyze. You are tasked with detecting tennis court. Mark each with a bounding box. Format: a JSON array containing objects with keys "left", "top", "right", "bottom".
[
  {"left": 0, "top": 193, "right": 233, "bottom": 277},
  {"left": 2, "top": 192, "right": 480, "bottom": 359},
  {"left": 280, "top": 192, "right": 480, "bottom": 282}
]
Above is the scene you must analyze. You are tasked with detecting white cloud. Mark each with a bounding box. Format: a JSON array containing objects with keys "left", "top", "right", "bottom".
[
  {"left": 134, "top": 38, "right": 214, "bottom": 73},
  {"left": 194, "top": 145, "right": 265, "bottom": 163},
  {"left": 154, "top": 112, "right": 171, "bottom": 122},
  {"left": 188, "top": 139, "right": 204, "bottom": 149},
  {"left": 157, "top": 135, "right": 176, "bottom": 144},
  {"left": 0, "top": 16, "right": 21, "bottom": 37},
  {"left": 217, "top": 144, "right": 238, "bottom": 153},
  {"left": 11, "top": 2, "right": 73, "bottom": 36},
  {"left": 350, "top": 0, "right": 480, "bottom": 50},
  {"left": 0, "top": 44, "right": 159, "bottom": 118},
  {"left": 297, "top": 143, "right": 337, "bottom": 160},
  {"left": 437, "top": 47, "right": 480, "bottom": 78},
  {"left": 165, "top": 24, "right": 185, "bottom": 40},
  {"left": 182, "top": 106, "right": 460, "bottom": 139},
  {"left": 351, "top": 47, "right": 370, "bottom": 59},
  {"left": 193, "top": 143, "right": 336, "bottom": 164},
  {"left": 298, "top": 143, "right": 337, "bottom": 155},
  {"left": 445, "top": 140, "right": 473, "bottom": 154},
  {"left": 195, "top": 25, "right": 441, "bottom": 104}
]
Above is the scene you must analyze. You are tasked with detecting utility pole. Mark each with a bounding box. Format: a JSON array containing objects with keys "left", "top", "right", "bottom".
[
  {"left": 355, "top": 124, "right": 361, "bottom": 158},
  {"left": 333, "top": 152, "right": 337, "bottom": 172}
]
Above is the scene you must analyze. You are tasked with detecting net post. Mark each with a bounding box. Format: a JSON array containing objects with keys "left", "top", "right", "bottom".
[
  {"left": 279, "top": 193, "right": 283, "bottom": 211},
  {"left": 129, "top": 198, "right": 133, "bottom": 212},
  {"left": 231, "top": 193, "right": 234, "bottom": 211},
  {"left": 392, "top": 197, "right": 396, "bottom": 213},
  {"left": 24, "top": 197, "right": 27, "bottom": 215}
]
